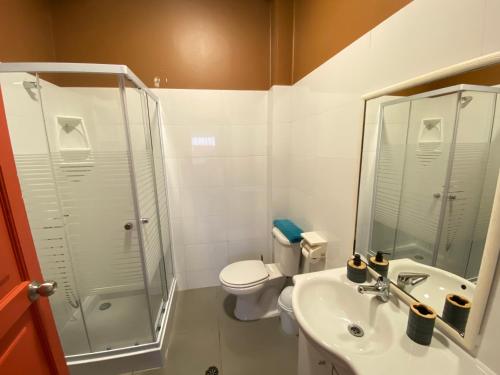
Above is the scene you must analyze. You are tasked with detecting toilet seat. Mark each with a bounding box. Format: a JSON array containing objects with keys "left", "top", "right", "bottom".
[{"left": 219, "top": 260, "right": 269, "bottom": 288}]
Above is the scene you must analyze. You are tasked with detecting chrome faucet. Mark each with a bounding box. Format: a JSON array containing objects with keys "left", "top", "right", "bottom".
[
  {"left": 397, "top": 272, "right": 430, "bottom": 289},
  {"left": 357, "top": 276, "right": 391, "bottom": 302}
]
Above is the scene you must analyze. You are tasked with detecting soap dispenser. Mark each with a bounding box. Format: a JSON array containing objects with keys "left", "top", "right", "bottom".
[
  {"left": 369, "top": 251, "right": 389, "bottom": 278},
  {"left": 347, "top": 254, "right": 367, "bottom": 283}
]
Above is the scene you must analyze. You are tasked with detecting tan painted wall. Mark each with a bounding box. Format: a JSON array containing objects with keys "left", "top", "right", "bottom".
[
  {"left": 49, "top": 0, "right": 271, "bottom": 90},
  {"left": 292, "top": 0, "right": 411, "bottom": 83},
  {"left": 0, "top": 0, "right": 55, "bottom": 62},
  {"left": 391, "top": 63, "right": 500, "bottom": 96},
  {"left": 270, "top": 0, "right": 294, "bottom": 86},
  {"left": 0, "top": 0, "right": 411, "bottom": 89}
]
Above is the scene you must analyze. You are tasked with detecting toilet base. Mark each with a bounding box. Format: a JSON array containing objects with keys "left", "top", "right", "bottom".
[{"left": 233, "top": 277, "right": 286, "bottom": 321}]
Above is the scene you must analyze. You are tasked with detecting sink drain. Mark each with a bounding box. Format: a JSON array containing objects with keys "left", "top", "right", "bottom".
[
  {"left": 347, "top": 323, "right": 364, "bottom": 338},
  {"left": 99, "top": 302, "right": 111, "bottom": 311}
]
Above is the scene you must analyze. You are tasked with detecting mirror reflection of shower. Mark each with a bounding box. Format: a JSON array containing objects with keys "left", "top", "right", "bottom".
[{"left": 369, "top": 85, "right": 500, "bottom": 280}]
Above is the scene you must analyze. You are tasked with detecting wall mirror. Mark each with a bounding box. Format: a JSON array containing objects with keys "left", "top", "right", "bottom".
[{"left": 355, "top": 59, "right": 500, "bottom": 353}]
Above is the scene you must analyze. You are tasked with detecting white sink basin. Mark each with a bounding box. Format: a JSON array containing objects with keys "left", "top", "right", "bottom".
[
  {"left": 388, "top": 259, "right": 475, "bottom": 315},
  {"left": 294, "top": 276, "right": 394, "bottom": 356},
  {"left": 292, "top": 268, "right": 492, "bottom": 375}
]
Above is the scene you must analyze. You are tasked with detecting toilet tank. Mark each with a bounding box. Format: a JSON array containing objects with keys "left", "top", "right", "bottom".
[{"left": 272, "top": 227, "right": 301, "bottom": 276}]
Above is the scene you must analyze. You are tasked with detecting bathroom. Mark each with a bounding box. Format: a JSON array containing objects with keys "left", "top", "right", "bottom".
[{"left": 1, "top": 0, "right": 500, "bottom": 374}]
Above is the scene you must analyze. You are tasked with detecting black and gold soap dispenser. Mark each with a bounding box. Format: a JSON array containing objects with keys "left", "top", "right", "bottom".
[
  {"left": 368, "top": 251, "right": 389, "bottom": 278},
  {"left": 347, "top": 254, "right": 367, "bottom": 283}
]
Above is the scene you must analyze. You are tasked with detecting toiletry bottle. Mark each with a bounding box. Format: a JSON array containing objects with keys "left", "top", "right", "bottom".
[
  {"left": 369, "top": 251, "right": 389, "bottom": 278},
  {"left": 347, "top": 254, "right": 367, "bottom": 283}
]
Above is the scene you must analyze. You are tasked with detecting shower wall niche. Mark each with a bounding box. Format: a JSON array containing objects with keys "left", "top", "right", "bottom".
[
  {"left": 56, "top": 115, "right": 91, "bottom": 152},
  {"left": 367, "top": 85, "right": 500, "bottom": 280},
  {"left": 0, "top": 64, "right": 175, "bottom": 374}
]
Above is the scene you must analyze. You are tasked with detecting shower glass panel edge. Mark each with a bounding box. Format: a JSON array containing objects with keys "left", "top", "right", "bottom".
[
  {"left": 118, "top": 75, "right": 157, "bottom": 341},
  {"left": 146, "top": 95, "right": 175, "bottom": 294},
  {"left": 430, "top": 92, "right": 463, "bottom": 269},
  {"left": 120, "top": 77, "right": 168, "bottom": 338},
  {"left": 140, "top": 91, "right": 170, "bottom": 326},
  {"left": 437, "top": 91, "right": 499, "bottom": 277},
  {"left": 0, "top": 62, "right": 176, "bottom": 374}
]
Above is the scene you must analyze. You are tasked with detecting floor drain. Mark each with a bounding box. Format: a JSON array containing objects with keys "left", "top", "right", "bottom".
[
  {"left": 205, "top": 366, "right": 219, "bottom": 375},
  {"left": 347, "top": 323, "right": 364, "bottom": 338},
  {"left": 99, "top": 302, "right": 112, "bottom": 311}
]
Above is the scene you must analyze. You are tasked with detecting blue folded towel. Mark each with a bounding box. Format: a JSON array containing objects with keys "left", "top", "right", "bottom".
[{"left": 273, "top": 219, "right": 303, "bottom": 243}]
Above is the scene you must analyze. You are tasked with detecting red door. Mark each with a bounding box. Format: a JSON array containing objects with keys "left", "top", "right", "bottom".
[{"left": 0, "top": 87, "right": 68, "bottom": 374}]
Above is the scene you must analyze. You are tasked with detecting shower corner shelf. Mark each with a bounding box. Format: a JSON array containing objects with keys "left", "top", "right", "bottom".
[
  {"left": 56, "top": 115, "right": 91, "bottom": 152},
  {"left": 418, "top": 117, "right": 443, "bottom": 144}
]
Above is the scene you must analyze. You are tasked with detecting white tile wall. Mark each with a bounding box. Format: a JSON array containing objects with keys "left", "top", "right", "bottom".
[
  {"left": 155, "top": 2, "right": 500, "bottom": 370},
  {"left": 156, "top": 89, "right": 269, "bottom": 290},
  {"left": 266, "top": 0, "right": 500, "bottom": 371},
  {"left": 483, "top": 0, "right": 500, "bottom": 54},
  {"left": 478, "top": 257, "right": 500, "bottom": 374},
  {"left": 270, "top": 0, "right": 500, "bottom": 269},
  {"left": 269, "top": 86, "right": 293, "bottom": 222}
]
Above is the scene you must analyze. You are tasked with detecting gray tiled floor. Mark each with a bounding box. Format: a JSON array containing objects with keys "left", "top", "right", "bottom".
[{"left": 140, "top": 286, "right": 298, "bottom": 375}]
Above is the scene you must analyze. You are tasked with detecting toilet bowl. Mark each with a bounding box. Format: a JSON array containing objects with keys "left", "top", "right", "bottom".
[{"left": 219, "top": 227, "right": 301, "bottom": 321}]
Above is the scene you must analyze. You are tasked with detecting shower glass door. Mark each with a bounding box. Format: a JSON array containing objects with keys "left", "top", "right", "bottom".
[
  {"left": 434, "top": 91, "right": 498, "bottom": 276},
  {"left": 0, "top": 64, "right": 175, "bottom": 373},
  {"left": 392, "top": 93, "right": 459, "bottom": 265},
  {"left": 145, "top": 95, "right": 175, "bottom": 291},
  {"left": 35, "top": 72, "right": 156, "bottom": 353},
  {"left": 370, "top": 100, "right": 411, "bottom": 255},
  {"left": 121, "top": 78, "right": 168, "bottom": 336}
]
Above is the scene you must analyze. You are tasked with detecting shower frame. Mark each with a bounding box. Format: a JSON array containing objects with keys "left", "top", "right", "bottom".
[
  {"left": 0, "top": 62, "right": 177, "bottom": 374},
  {"left": 369, "top": 84, "right": 500, "bottom": 277}
]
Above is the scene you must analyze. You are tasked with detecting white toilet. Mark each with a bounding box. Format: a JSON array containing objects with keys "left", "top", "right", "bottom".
[{"left": 219, "top": 227, "right": 301, "bottom": 321}]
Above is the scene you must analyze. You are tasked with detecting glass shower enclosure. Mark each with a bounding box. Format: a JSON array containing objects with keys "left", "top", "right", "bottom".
[
  {"left": 370, "top": 84, "right": 500, "bottom": 280},
  {"left": 0, "top": 63, "right": 175, "bottom": 374}
]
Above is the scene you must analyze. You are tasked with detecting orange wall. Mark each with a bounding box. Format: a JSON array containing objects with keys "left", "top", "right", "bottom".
[
  {"left": 50, "top": 0, "right": 271, "bottom": 90},
  {"left": 0, "top": 0, "right": 55, "bottom": 62},
  {"left": 0, "top": 0, "right": 411, "bottom": 89},
  {"left": 391, "top": 63, "right": 500, "bottom": 96},
  {"left": 292, "top": 0, "right": 411, "bottom": 83},
  {"left": 271, "top": 0, "right": 294, "bottom": 86}
]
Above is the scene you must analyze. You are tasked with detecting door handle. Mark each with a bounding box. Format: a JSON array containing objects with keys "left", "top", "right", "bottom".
[{"left": 28, "top": 280, "right": 57, "bottom": 301}]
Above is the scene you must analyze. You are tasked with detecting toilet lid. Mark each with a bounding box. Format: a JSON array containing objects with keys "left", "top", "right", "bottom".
[{"left": 220, "top": 260, "right": 269, "bottom": 286}]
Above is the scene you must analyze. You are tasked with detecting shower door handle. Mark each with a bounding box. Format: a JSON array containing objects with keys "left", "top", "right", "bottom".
[
  {"left": 140, "top": 218, "right": 149, "bottom": 224},
  {"left": 28, "top": 280, "right": 57, "bottom": 301}
]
